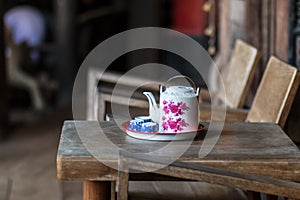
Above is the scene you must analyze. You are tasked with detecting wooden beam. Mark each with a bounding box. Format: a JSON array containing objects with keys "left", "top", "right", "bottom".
[{"left": 121, "top": 152, "right": 300, "bottom": 199}]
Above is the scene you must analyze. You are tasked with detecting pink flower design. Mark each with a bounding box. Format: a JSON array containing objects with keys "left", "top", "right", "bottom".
[
  {"left": 167, "top": 118, "right": 178, "bottom": 130},
  {"left": 162, "top": 122, "right": 168, "bottom": 130},
  {"left": 179, "top": 119, "right": 189, "bottom": 128},
  {"left": 181, "top": 103, "right": 190, "bottom": 111},
  {"left": 169, "top": 104, "right": 180, "bottom": 114},
  {"left": 163, "top": 106, "right": 169, "bottom": 114},
  {"left": 161, "top": 100, "right": 191, "bottom": 132}
]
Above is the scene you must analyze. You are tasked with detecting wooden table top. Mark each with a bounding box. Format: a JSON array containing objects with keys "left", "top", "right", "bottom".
[{"left": 57, "top": 120, "right": 300, "bottom": 182}]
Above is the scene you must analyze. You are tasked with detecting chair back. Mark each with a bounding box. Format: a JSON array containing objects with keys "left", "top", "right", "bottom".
[
  {"left": 219, "top": 39, "right": 259, "bottom": 108},
  {"left": 246, "top": 56, "right": 300, "bottom": 128}
]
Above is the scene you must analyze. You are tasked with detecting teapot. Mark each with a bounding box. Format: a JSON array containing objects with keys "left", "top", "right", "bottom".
[{"left": 143, "top": 76, "right": 199, "bottom": 133}]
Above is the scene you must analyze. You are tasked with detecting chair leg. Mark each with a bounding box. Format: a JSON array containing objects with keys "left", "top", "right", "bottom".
[{"left": 97, "top": 93, "right": 106, "bottom": 121}]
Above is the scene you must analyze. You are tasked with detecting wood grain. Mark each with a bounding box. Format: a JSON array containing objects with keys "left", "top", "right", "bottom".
[
  {"left": 261, "top": 0, "right": 272, "bottom": 67},
  {"left": 83, "top": 181, "right": 111, "bottom": 200},
  {"left": 245, "top": 0, "right": 263, "bottom": 107},
  {"left": 200, "top": 39, "right": 259, "bottom": 109},
  {"left": 57, "top": 120, "right": 300, "bottom": 182},
  {"left": 199, "top": 102, "right": 248, "bottom": 122},
  {"left": 120, "top": 153, "right": 300, "bottom": 199},
  {"left": 117, "top": 161, "right": 129, "bottom": 200},
  {"left": 274, "top": 0, "right": 289, "bottom": 61},
  {"left": 221, "top": 39, "right": 260, "bottom": 108},
  {"left": 200, "top": 57, "right": 300, "bottom": 130},
  {"left": 246, "top": 56, "right": 300, "bottom": 128}
]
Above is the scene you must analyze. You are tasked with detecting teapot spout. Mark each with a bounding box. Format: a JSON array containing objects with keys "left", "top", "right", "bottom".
[{"left": 143, "top": 92, "right": 160, "bottom": 123}]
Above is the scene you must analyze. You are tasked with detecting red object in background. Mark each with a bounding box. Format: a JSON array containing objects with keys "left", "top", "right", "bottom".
[{"left": 172, "top": 0, "right": 207, "bottom": 36}]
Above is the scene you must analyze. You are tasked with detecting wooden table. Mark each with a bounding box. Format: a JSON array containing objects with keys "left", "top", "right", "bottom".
[{"left": 56, "top": 120, "right": 300, "bottom": 200}]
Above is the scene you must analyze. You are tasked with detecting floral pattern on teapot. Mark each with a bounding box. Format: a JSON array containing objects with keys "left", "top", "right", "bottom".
[{"left": 161, "top": 100, "right": 190, "bottom": 132}]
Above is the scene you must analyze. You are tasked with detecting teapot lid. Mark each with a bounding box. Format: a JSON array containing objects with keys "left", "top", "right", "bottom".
[
  {"left": 164, "top": 86, "right": 197, "bottom": 97},
  {"left": 161, "top": 76, "right": 199, "bottom": 97}
]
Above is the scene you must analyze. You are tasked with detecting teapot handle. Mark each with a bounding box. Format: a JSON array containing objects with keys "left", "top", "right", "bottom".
[{"left": 162, "top": 75, "right": 198, "bottom": 94}]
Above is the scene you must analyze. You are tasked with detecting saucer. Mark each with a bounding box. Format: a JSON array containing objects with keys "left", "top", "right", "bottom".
[{"left": 121, "top": 121, "right": 204, "bottom": 141}]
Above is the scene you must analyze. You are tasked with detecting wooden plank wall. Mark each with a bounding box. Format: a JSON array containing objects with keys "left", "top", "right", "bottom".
[
  {"left": 274, "top": 0, "right": 289, "bottom": 61},
  {"left": 218, "top": 0, "right": 231, "bottom": 68},
  {"left": 240, "top": 0, "right": 289, "bottom": 107},
  {"left": 219, "top": 1, "right": 300, "bottom": 143},
  {"left": 270, "top": 1, "right": 300, "bottom": 143},
  {"left": 245, "top": 0, "right": 262, "bottom": 107},
  {"left": 241, "top": 0, "right": 300, "bottom": 143}
]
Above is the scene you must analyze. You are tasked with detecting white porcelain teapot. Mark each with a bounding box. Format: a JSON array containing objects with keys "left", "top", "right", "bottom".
[{"left": 143, "top": 76, "right": 199, "bottom": 133}]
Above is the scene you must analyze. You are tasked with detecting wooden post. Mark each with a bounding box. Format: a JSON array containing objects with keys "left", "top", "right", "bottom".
[
  {"left": 0, "top": 0, "right": 9, "bottom": 140},
  {"left": 277, "top": 0, "right": 300, "bottom": 144},
  {"left": 117, "top": 171, "right": 129, "bottom": 200},
  {"left": 218, "top": 0, "right": 231, "bottom": 66},
  {"left": 245, "top": 0, "right": 262, "bottom": 107},
  {"left": 55, "top": 0, "right": 77, "bottom": 106},
  {"left": 118, "top": 157, "right": 129, "bottom": 200},
  {"left": 274, "top": 0, "right": 289, "bottom": 61},
  {"left": 83, "top": 181, "right": 111, "bottom": 200}
]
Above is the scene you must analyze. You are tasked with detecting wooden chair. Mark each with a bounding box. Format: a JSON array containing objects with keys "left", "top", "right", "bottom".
[
  {"left": 200, "top": 39, "right": 260, "bottom": 108},
  {"left": 118, "top": 152, "right": 300, "bottom": 200},
  {"left": 201, "top": 56, "right": 300, "bottom": 129}
]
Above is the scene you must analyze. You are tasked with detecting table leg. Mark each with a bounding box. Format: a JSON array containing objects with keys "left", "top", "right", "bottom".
[{"left": 83, "top": 181, "right": 111, "bottom": 200}]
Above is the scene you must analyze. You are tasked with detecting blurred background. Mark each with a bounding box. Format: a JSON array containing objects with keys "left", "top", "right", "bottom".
[{"left": 0, "top": 0, "right": 299, "bottom": 199}]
